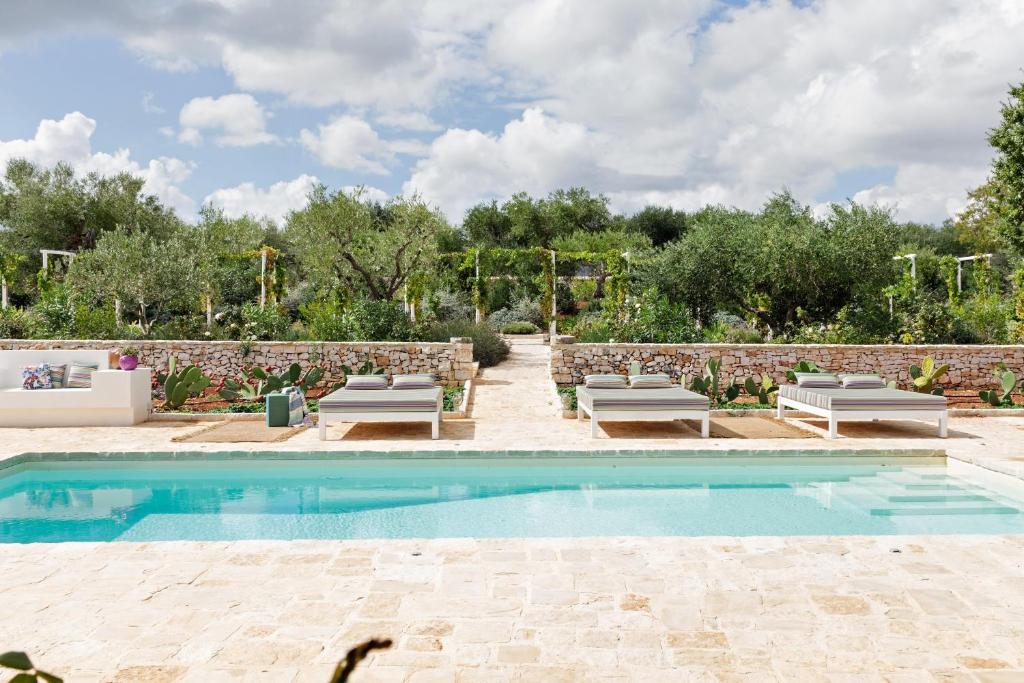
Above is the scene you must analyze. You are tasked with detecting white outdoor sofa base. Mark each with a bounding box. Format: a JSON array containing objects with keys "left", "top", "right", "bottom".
[
  {"left": 776, "top": 386, "right": 948, "bottom": 439},
  {"left": 318, "top": 386, "right": 443, "bottom": 440},
  {"left": 576, "top": 386, "right": 711, "bottom": 439},
  {"left": 0, "top": 350, "right": 152, "bottom": 427}
]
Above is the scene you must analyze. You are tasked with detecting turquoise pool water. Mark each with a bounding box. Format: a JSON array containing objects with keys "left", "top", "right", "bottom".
[{"left": 2, "top": 454, "right": 1024, "bottom": 543}]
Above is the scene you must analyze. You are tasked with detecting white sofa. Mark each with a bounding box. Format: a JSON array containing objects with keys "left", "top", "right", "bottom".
[{"left": 0, "top": 350, "right": 152, "bottom": 427}]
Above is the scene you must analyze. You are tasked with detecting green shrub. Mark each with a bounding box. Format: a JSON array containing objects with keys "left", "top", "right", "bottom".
[
  {"left": 0, "top": 307, "right": 28, "bottom": 338},
  {"left": 570, "top": 314, "right": 613, "bottom": 342},
  {"left": 443, "top": 387, "right": 464, "bottom": 411},
  {"left": 300, "top": 299, "right": 350, "bottom": 341},
  {"left": 240, "top": 302, "right": 292, "bottom": 341},
  {"left": 557, "top": 385, "right": 577, "bottom": 411},
  {"left": 570, "top": 279, "right": 597, "bottom": 304},
  {"left": 342, "top": 299, "right": 413, "bottom": 341},
  {"left": 26, "top": 284, "right": 76, "bottom": 339},
  {"left": 427, "top": 289, "right": 474, "bottom": 322},
  {"left": 72, "top": 303, "right": 120, "bottom": 339},
  {"left": 610, "top": 289, "right": 699, "bottom": 343},
  {"left": 416, "top": 318, "right": 510, "bottom": 367},
  {"left": 500, "top": 321, "right": 539, "bottom": 334}
]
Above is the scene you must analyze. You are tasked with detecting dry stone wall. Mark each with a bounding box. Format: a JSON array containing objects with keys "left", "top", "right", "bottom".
[
  {"left": 0, "top": 338, "right": 476, "bottom": 388},
  {"left": 549, "top": 336, "right": 1024, "bottom": 391}
]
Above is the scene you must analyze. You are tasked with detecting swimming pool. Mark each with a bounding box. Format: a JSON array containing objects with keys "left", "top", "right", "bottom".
[{"left": 2, "top": 452, "right": 1023, "bottom": 543}]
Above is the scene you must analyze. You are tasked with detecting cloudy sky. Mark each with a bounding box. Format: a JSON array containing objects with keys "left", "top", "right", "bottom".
[{"left": 1, "top": 0, "right": 1021, "bottom": 226}]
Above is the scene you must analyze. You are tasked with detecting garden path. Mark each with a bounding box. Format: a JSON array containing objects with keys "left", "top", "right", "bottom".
[{"left": 470, "top": 337, "right": 560, "bottom": 432}]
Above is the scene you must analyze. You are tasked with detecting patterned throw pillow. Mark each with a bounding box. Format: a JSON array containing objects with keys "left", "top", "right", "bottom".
[
  {"left": 21, "top": 364, "right": 53, "bottom": 390},
  {"left": 49, "top": 363, "right": 68, "bottom": 388},
  {"left": 629, "top": 374, "right": 673, "bottom": 389},
  {"left": 345, "top": 375, "right": 387, "bottom": 390},
  {"left": 283, "top": 386, "right": 308, "bottom": 426},
  {"left": 584, "top": 374, "right": 627, "bottom": 389},
  {"left": 66, "top": 363, "right": 100, "bottom": 389},
  {"left": 795, "top": 372, "right": 840, "bottom": 388},
  {"left": 392, "top": 373, "right": 435, "bottom": 390},
  {"left": 841, "top": 373, "right": 886, "bottom": 389}
]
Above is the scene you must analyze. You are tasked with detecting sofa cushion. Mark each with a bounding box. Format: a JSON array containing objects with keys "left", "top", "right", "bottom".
[
  {"left": 66, "top": 363, "right": 100, "bottom": 389},
  {"left": 49, "top": 363, "right": 69, "bottom": 388},
  {"left": 21, "top": 364, "right": 53, "bottom": 390}
]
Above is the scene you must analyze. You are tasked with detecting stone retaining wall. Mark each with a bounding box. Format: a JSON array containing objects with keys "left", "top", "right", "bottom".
[
  {"left": 0, "top": 338, "right": 476, "bottom": 388},
  {"left": 549, "top": 336, "right": 1024, "bottom": 391}
]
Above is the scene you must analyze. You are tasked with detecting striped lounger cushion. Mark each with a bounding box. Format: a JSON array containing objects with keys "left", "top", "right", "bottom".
[
  {"left": 345, "top": 375, "right": 387, "bottom": 390},
  {"left": 319, "top": 387, "right": 441, "bottom": 413},
  {"left": 779, "top": 385, "right": 946, "bottom": 411},
  {"left": 393, "top": 373, "right": 435, "bottom": 389},
  {"left": 840, "top": 374, "right": 886, "bottom": 389},
  {"left": 584, "top": 374, "right": 627, "bottom": 389},
  {"left": 794, "top": 372, "right": 840, "bottom": 388},
  {"left": 629, "top": 374, "right": 672, "bottom": 389},
  {"left": 579, "top": 387, "right": 709, "bottom": 411}
]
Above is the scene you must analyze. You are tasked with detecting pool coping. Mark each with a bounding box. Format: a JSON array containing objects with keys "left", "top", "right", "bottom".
[{"left": 0, "top": 447, "right": 948, "bottom": 472}]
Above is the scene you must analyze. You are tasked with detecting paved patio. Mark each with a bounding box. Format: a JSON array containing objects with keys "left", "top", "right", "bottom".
[{"left": 3, "top": 340, "right": 1024, "bottom": 681}]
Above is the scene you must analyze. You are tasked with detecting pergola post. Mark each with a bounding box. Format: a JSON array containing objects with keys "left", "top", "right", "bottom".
[
  {"left": 549, "top": 249, "right": 557, "bottom": 337},
  {"left": 1, "top": 275, "right": 8, "bottom": 310},
  {"left": 260, "top": 249, "right": 267, "bottom": 309},
  {"left": 474, "top": 250, "right": 482, "bottom": 324}
]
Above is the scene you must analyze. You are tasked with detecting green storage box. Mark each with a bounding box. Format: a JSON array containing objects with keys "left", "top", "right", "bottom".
[{"left": 265, "top": 392, "right": 290, "bottom": 427}]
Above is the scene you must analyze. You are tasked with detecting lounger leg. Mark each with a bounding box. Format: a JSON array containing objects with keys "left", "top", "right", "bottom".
[
  {"left": 776, "top": 400, "right": 784, "bottom": 419},
  {"left": 827, "top": 414, "right": 838, "bottom": 439},
  {"left": 319, "top": 415, "right": 327, "bottom": 441},
  {"left": 701, "top": 414, "right": 710, "bottom": 438},
  {"left": 591, "top": 414, "right": 599, "bottom": 438},
  {"left": 938, "top": 413, "right": 948, "bottom": 438},
  {"left": 431, "top": 414, "right": 439, "bottom": 440},
  {"left": 577, "top": 405, "right": 583, "bottom": 421}
]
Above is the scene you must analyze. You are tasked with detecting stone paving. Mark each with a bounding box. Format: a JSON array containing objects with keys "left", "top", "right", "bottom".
[
  {"left": 3, "top": 536, "right": 1024, "bottom": 682},
  {"left": 4, "top": 340, "right": 1024, "bottom": 681}
]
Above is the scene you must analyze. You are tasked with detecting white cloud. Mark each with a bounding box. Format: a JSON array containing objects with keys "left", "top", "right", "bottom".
[
  {"left": 851, "top": 163, "right": 989, "bottom": 224},
  {"left": 404, "top": 108, "right": 611, "bottom": 220},
  {"left": 375, "top": 111, "right": 442, "bottom": 132},
  {"left": 343, "top": 185, "right": 390, "bottom": 204},
  {"left": 178, "top": 93, "right": 276, "bottom": 147},
  {"left": 299, "top": 115, "right": 427, "bottom": 174},
  {"left": 300, "top": 116, "right": 394, "bottom": 174},
  {"left": 203, "top": 174, "right": 319, "bottom": 224},
  {"left": 0, "top": 112, "right": 197, "bottom": 215}
]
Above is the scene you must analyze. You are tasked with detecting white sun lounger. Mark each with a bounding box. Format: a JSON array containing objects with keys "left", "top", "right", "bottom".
[
  {"left": 318, "top": 386, "right": 442, "bottom": 440},
  {"left": 576, "top": 386, "right": 711, "bottom": 438},
  {"left": 776, "top": 385, "right": 948, "bottom": 439}
]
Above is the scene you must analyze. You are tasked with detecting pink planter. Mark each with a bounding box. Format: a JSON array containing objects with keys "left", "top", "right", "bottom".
[{"left": 119, "top": 355, "right": 139, "bottom": 371}]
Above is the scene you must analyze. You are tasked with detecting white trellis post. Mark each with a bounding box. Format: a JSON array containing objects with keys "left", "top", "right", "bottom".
[
  {"left": 474, "top": 250, "right": 482, "bottom": 324},
  {"left": 259, "top": 249, "right": 267, "bottom": 309},
  {"left": 1, "top": 275, "right": 8, "bottom": 310},
  {"left": 40, "top": 249, "right": 75, "bottom": 273},
  {"left": 549, "top": 249, "right": 557, "bottom": 337},
  {"left": 956, "top": 253, "right": 993, "bottom": 292}
]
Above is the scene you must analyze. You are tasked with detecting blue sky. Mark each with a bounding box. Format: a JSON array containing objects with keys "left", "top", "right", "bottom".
[{"left": 0, "top": 0, "right": 1020, "bottom": 225}]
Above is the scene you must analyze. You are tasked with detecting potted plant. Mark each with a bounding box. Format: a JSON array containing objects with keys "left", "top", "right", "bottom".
[{"left": 118, "top": 346, "right": 140, "bottom": 371}]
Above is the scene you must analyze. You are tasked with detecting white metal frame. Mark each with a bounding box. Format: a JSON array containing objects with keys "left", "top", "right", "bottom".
[
  {"left": 576, "top": 393, "right": 710, "bottom": 439},
  {"left": 776, "top": 395, "right": 947, "bottom": 439},
  {"left": 318, "top": 403, "right": 442, "bottom": 441}
]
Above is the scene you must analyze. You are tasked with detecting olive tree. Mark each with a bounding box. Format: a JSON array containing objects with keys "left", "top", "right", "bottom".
[
  {"left": 68, "top": 227, "right": 200, "bottom": 334},
  {"left": 287, "top": 186, "right": 447, "bottom": 301}
]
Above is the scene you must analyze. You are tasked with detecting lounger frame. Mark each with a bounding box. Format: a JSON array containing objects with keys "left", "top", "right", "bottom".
[
  {"left": 318, "top": 399, "right": 442, "bottom": 440},
  {"left": 776, "top": 395, "right": 947, "bottom": 439},
  {"left": 576, "top": 393, "right": 710, "bottom": 439}
]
